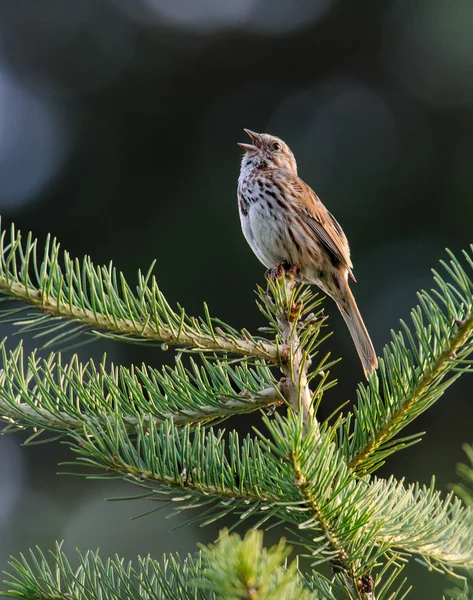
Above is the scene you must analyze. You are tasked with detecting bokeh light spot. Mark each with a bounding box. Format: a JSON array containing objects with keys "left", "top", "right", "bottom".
[
  {"left": 0, "top": 0, "right": 135, "bottom": 96},
  {"left": 112, "top": 0, "right": 335, "bottom": 35},
  {"left": 0, "top": 71, "right": 70, "bottom": 209},
  {"left": 246, "top": 0, "right": 335, "bottom": 35}
]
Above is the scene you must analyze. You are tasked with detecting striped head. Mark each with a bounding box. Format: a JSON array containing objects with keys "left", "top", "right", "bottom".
[{"left": 238, "top": 129, "right": 298, "bottom": 174}]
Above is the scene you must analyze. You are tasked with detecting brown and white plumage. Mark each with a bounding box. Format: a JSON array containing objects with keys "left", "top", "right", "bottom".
[{"left": 237, "top": 129, "right": 378, "bottom": 377}]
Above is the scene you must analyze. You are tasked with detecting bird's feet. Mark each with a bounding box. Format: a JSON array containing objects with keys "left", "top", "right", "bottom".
[{"left": 266, "top": 262, "right": 300, "bottom": 282}]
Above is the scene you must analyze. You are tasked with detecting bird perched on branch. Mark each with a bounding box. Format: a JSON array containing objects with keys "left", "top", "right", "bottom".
[{"left": 237, "top": 129, "right": 378, "bottom": 377}]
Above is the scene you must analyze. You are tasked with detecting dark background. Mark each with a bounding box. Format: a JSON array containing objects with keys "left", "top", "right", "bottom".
[{"left": 0, "top": 0, "right": 472, "bottom": 596}]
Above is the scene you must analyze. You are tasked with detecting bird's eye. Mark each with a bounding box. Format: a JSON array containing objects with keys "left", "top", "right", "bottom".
[{"left": 272, "top": 142, "right": 281, "bottom": 151}]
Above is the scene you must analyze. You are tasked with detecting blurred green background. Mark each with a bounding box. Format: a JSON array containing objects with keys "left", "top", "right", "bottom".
[{"left": 0, "top": 0, "right": 472, "bottom": 596}]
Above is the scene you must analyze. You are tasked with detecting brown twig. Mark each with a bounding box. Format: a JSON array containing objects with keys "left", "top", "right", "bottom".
[{"left": 272, "top": 266, "right": 314, "bottom": 432}]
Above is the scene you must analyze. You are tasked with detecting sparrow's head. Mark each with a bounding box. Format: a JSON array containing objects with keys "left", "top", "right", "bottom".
[{"left": 238, "top": 129, "right": 297, "bottom": 173}]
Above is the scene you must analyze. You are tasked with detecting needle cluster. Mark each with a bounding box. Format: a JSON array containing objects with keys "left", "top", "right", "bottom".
[{"left": 0, "top": 224, "right": 472, "bottom": 599}]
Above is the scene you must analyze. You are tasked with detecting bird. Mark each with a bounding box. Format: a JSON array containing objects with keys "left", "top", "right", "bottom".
[{"left": 237, "top": 129, "right": 378, "bottom": 377}]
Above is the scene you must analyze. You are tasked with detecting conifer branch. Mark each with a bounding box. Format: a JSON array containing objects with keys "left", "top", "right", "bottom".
[
  {"left": 0, "top": 225, "right": 279, "bottom": 361},
  {"left": 1, "top": 542, "right": 210, "bottom": 600},
  {"left": 349, "top": 310, "right": 473, "bottom": 473},
  {"left": 0, "top": 541, "right": 412, "bottom": 600},
  {"left": 0, "top": 341, "right": 281, "bottom": 434},
  {"left": 0, "top": 226, "right": 337, "bottom": 431},
  {"left": 289, "top": 435, "right": 361, "bottom": 597},
  {"left": 1, "top": 222, "right": 472, "bottom": 597},
  {"left": 198, "top": 530, "right": 316, "bottom": 600},
  {"left": 0, "top": 536, "right": 344, "bottom": 600},
  {"left": 343, "top": 248, "right": 473, "bottom": 475},
  {"left": 66, "top": 414, "right": 473, "bottom": 579},
  {"left": 263, "top": 268, "right": 315, "bottom": 429}
]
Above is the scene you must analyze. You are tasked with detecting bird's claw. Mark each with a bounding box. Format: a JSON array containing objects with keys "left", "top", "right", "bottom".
[{"left": 266, "top": 263, "right": 299, "bottom": 282}]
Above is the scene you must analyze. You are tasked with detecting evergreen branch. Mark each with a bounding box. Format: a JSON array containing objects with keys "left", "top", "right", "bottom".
[
  {"left": 67, "top": 416, "right": 367, "bottom": 597},
  {"left": 0, "top": 340, "right": 281, "bottom": 434},
  {"left": 198, "top": 529, "right": 315, "bottom": 600},
  {"left": 370, "top": 477, "right": 473, "bottom": 573},
  {"left": 2, "top": 222, "right": 473, "bottom": 597},
  {"left": 0, "top": 225, "right": 279, "bottom": 360},
  {"left": 266, "top": 416, "right": 472, "bottom": 591},
  {"left": 261, "top": 270, "right": 317, "bottom": 430},
  {"left": 344, "top": 247, "right": 473, "bottom": 475},
  {"left": 0, "top": 224, "right": 338, "bottom": 435},
  {"left": 0, "top": 542, "right": 210, "bottom": 600},
  {"left": 311, "top": 553, "right": 412, "bottom": 600},
  {"left": 0, "top": 536, "right": 343, "bottom": 600},
  {"left": 255, "top": 269, "right": 339, "bottom": 430},
  {"left": 69, "top": 418, "right": 279, "bottom": 508},
  {"left": 0, "top": 542, "right": 413, "bottom": 600},
  {"left": 65, "top": 414, "right": 473, "bottom": 581}
]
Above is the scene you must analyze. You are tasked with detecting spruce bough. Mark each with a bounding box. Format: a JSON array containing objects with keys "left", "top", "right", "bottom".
[{"left": 0, "top": 224, "right": 472, "bottom": 599}]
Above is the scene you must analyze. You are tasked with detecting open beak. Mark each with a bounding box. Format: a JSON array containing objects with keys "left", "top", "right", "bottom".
[{"left": 237, "top": 128, "right": 262, "bottom": 151}]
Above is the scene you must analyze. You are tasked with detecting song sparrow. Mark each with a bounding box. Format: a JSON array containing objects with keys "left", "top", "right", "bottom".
[{"left": 237, "top": 129, "right": 378, "bottom": 377}]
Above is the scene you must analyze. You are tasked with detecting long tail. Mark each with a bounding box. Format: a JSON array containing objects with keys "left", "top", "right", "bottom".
[{"left": 335, "top": 282, "right": 378, "bottom": 378}]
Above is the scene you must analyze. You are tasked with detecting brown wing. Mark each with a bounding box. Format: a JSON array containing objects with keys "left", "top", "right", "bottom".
[{"left": 288, "top": 176, "right": 355, "bottom": 280}]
